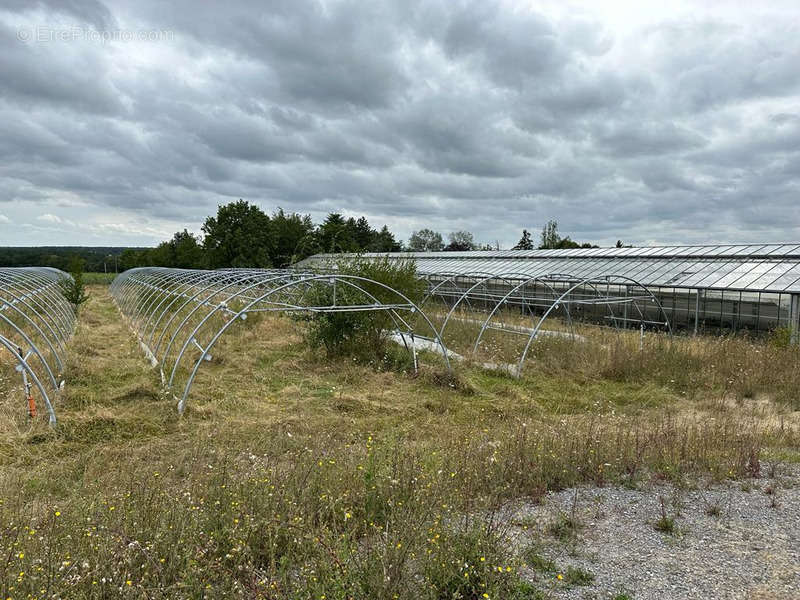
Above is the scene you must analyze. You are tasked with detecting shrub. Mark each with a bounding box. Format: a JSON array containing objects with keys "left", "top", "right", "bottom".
[
  {"left": 59, "top": 257, "right": 91, "bottom": 314},
  {"left": 768, "top": 326, "right": 792, "bottom": 348},
  {"left": 301, "top": 256, "right": 426, "bottom": 363},
  {"left": 564, "top": 566, "right": 595, "bottom": 586}
]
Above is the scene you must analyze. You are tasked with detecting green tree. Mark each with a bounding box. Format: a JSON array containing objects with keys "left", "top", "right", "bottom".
[
  {"left": 317, "top": 213, "right": 358, "bottom": 253},
  {"left": 539, "top": 220, "right": 598, "bottom": 249},
  {"left": 118, "top": 248, "right": 147, "bottom": 271},
  {"left": 149, "top": 230, "right": 204, "bottom": 268},
  {"left": 352, "top": 216, "right": 375, "bottom": 250},
  {"left": 408, "top": 229, "right": 444, "bottom": 252},
  {"left": 513, "top": 229, "right": 534, "bottom": 250},
  {"left": 369, "top": 225, "right": 402, "bottom": 252},
  {"left": 539, "top": 220, "right": 560, "bottom": 249},
  {"left": 444, "top": 230, "right": 476, "bottom": 251},
  {"left": 59, "top": 256, "right": 90, "bottom": 314},
  {"left": 202, "top": 200, "right": 274, "bottom": 268},
  {"left": 271, "top": 209, "right": 316, "bottom": 266}
]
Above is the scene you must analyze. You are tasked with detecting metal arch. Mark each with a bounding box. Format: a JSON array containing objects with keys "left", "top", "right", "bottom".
[
  {"left": 164, "top": 271, "right": 306, "bottom": 386},
  {"left": 515, "top": 274, "right": 672, "bottom": 375},
  {"left": 169, "top": 273, "right": 441, "bottom": 389},
  {"left": 0, "top": 292, "right": 67, "bottom": 372},
  {"left": 0, "top": 334, "right": 56, "bottom": 425},
  {"left": 110, "top": 268, "right": 451, "bottom": 416},
  {"left": 470, "top": 274, "right": 575, "bottom": 355},
  {"left": 599, "top": 274, "right": 674, "bottom": 335},
  {"left": 142, "top": 269, "right": 247, "bottom": 347},
  {"left": 0, "top": 267, "right": 76, "bottom": 425},
  {"left": 158, "top": 271, "right": 298, "bottom": 370},
  {"left": 0, "top": 270, "right": 73, "bottom": 343},
  {"left": 145, "top": 269, "right": 256, "bottom": 350},
  {"left": 422, "top": 271, "right": 507, "bottom": 304},
  {"left": 174, "top": 273, "right": 450, "bottom": 414},
  {"left": 0, "top": 269, "right": 73, "bottom": 344},
  {"left": 436, "top": 271, "right": 560, "bottom": 340}
]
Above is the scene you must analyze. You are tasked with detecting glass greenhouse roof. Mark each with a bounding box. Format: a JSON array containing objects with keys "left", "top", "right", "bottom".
[{"left": 303, "top": 244, "right": 800, "bottom": 293}]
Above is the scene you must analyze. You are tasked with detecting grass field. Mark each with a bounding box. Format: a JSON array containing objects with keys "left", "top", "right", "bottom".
[{"left": 1, "top": 284, "right": 799, "bottom": 598}]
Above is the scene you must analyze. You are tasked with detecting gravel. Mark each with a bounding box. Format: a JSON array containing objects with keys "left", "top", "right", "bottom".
[{"left": 502, "top": 465, "right": 800, "bottom": 599}]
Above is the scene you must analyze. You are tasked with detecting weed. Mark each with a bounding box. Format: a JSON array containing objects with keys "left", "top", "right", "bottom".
[
  {"left": 653, "top": 497, "right": 676, "bottom": 534},
  {"left": 548, "top": 512, "right": 582, "bottom": 542},
  {"left": 1, "top": 285, "right": 798, "bottom": 597},
  {"left": 525, "top": 551, "right": 557, "bottom": 573},
  {"left": 564, "top": 566, "right": 595, "bottom": 586}
]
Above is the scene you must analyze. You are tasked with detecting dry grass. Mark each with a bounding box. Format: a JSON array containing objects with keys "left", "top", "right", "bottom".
[{"left": 0, "top": 285, "right": 798, "bottom": 598}]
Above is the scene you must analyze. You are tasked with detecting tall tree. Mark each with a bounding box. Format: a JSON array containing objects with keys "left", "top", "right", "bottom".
[
  {"left": 202, "top": 200, "right": 274, "bottom": 268},
  {"left": 352, "top": 216, "right": 375, "bottom": 250},
  {"left": 539, "top": 220, "right": 560, "bottom": 249},
  {"left": 271, "top": 208, "right": 315, "bottom": 266},
  {"left": 369, "top": 225, "right": 402, "bottom": 252},
  {"left": 171, "top": 230, "right": 204, "bottom": 268},
  {"left": 408, "top": 229, "right": 444, "bottom": 252},
  {"left": 513, "top": 229, "right": 534, "bottom": 250},
  {"left": 317, "top": 213, "right": 358, "bottom": 253},
  {"left": 539, "top": 220, "right": 598, "bottom": 249},
  {"left": 444, "top": 230, "right": 476, "bottom": 251}
]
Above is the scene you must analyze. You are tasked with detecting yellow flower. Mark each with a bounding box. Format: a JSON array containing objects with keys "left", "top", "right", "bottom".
[
  {"left": 557, "top": 573, "right": 563, "bottom": 580},
  {"left": 54, "top": 511, "right": 61, "bottom": 517},
  {"left": 126, "top": 580, "right": 132, "bottom": 586}
]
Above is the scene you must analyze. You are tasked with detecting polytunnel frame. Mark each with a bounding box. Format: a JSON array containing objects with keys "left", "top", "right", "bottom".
[
  {"left": 432, "top": 272, "right": 574, "bottom": 342},
  {"left": 419, "top": 270, "right": 672, "bottom": 376},
  {"left": 0, "top": 267, "right": 76, "bottom": 425},
  {"left": 512, "top": 274, "right": 672, "bottom": 376},
  {"left": 421, "top": 271, "right": 565, "bottom": 325},
  {"left": 111, "top": 268, "right": 451, "bottom": 415}
]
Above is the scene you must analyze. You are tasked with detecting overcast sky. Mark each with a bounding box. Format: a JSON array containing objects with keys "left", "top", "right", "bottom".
[{"left": 1, "top": 0, "right": 799, "bottom": 248}]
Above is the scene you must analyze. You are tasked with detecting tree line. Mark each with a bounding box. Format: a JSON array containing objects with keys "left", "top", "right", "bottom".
[
  {"left": 119, "top": 200, "right": 512, "bottom": 270},
  {"left": 0, "top": 200, "right": 626, "bottom": 272},
  {"left": 118, "top": 201, "right": 405, "bottom": 270},
  {"left": 0, "top": 246, "right": 136, "bottom": 272}
]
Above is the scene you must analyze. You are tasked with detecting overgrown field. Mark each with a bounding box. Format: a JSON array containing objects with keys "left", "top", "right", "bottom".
[{"left": 1, "top": 285, "right": 799, "bottom": 598}]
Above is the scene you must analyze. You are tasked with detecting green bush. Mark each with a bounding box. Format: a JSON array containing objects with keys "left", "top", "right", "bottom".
[
  {"left": 59, "top": 257, "right": 91, "bottom": 314},
  {"left": 768, "top": 326, "right": 792, "bottom": 348},
  {"left": 300, "top": 256, "right": 425, "bottom": 363}
]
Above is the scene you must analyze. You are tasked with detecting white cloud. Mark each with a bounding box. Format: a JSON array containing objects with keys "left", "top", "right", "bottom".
[
  {"left": 37, "top": 213, "right": 63, "bottom": 224},
  {"left": 0, "top": 0, "right": 799, "bottom": 247},
  {"left": 0, "top": 214, "right": 10, "bottom": 224}
]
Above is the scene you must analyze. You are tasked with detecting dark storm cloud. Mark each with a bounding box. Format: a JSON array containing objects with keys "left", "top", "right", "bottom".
[{"left": 0, "top": 0, "right": 799, "bottom": 246}]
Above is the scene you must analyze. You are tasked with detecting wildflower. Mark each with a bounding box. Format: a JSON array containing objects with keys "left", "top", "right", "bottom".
[
  {"left": 54, "top": 511, "right": 61, "bottom": 517},
  {"left": 557, "top": 573, "right": 563, "bottom": 580}
]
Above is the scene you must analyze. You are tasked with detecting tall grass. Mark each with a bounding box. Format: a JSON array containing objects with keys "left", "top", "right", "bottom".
[{"left": 1, "top": 286, "right": 798, "bottom": 598}]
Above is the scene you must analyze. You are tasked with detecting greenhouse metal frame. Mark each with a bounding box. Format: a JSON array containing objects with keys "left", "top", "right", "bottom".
[
  {"left": 0, "top": 267, "right": 76, "bottom": 424},
  {"left": 111, "top": 267, "right": 450, "bottom": 414},
  {"left": 112, "top": 266, "right": 674, "bottom": 412},
  {"left": 304, "top": 244, "right": 800, "bottom": 341},
  {"left": 422, "top": 271, "right": 672, "bottom": 373}
]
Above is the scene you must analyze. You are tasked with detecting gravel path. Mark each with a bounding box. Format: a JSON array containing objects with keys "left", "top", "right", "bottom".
[{"left": 503, "top": 465, "right": 800, "bottom": 599}]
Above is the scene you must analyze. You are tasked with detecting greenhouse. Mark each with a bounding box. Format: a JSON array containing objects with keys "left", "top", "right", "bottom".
[
  {"left": 303, "top": 244, "right": 800, "bottom": 341},
  {"left": 0, "top": 267, "right": 76, "bottom": 424},
  {"left": 110, "top": 267, "right": 450, "bottom": 413}
]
